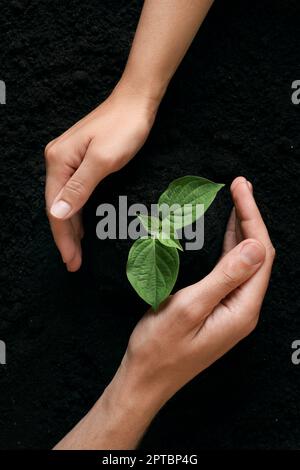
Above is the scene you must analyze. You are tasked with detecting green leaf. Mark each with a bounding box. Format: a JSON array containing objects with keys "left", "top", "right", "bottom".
[
  {"left": 157, "top": 235, "right": 183, "bottom": 251},
  {"left": 126, "top": 175, "right": 224, "bottom": 310},
  {"left": 137, "top": 214, "right": 160, "bottom": 236},
  {"left": 138, "top": 214, "right": 183, "bottom": 251},
  {"left": 158, "top": 176, "right": 224, "bottom": 229},
  {"left": 126, "top": 237, "right": 179, "bottom": 310},
  {"left": 157, "top": 221, "right": 183, "bottom": 251}
]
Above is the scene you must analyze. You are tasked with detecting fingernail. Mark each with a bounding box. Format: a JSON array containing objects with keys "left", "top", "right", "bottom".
[
  {"left": 247, "top": 180, "right": 253, "bottom": 192},
  {"left": 240, "top": 242, "right": 264, "bottom": 265},
  {"left": 50, "top": 200, "right": 72, "bottom": 218}
]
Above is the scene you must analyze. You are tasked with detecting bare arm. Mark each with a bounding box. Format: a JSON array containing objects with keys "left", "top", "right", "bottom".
[
  {"left": 120, "top": 0, "right": 214, "bottom": 101},
  {"left": 45, "top": 0, "right": 214, "bottom": 272}
]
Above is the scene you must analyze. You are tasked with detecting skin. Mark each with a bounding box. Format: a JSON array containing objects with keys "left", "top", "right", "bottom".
[
  {"left": 54, "top": 178, "right": 276, "bottom": 449},
  {"left": 44, "top": 0, "right": 214, "bottom": 271}
]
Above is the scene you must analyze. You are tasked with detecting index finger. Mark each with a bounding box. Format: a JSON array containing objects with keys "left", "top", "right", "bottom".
[{"left": 45, "top": 159, "right": 81, "bottom": 270}]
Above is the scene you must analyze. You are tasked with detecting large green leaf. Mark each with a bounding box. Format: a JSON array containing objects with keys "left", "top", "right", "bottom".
[
  {"left": 158, "top": 176, "right": 224, "bottom": 229},
  {"left": 126, "top": 237, "right": 179, "bottom": 310}
]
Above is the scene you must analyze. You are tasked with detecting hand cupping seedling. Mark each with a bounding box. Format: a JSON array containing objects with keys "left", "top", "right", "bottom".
[{"left": 126, "top": 176, "right": 224, "bottom": 310}]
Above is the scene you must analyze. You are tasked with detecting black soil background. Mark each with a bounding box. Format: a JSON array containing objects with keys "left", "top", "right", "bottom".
[{"left": 0, "top": 0, "right": 300, "bottom": 450}]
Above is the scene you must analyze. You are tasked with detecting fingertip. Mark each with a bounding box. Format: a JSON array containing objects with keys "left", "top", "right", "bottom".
[
  {"left": 247, "top": 180, "right": 253, "bottom": 193},
  {"left": 239, "top": 239, "right": 266, "bottom": 266},
  {"left": 60, "top": 236, "right": 81, "bottom": 266},
  {"left": 231, "top": 178, "right": 256, "bottom": 214},
  {"left": 61, "top": 245, "right": 76, "bottom": 265},
  {"left": 50, "top": 200, "right": 72, "bottom": 220},
  {"left": 231, "top": 177, "right": 253, "bottom": 198},
  {"left": 230, "top": 176, "right": 247, "bottom": 193},
  {"left": 66, "top": 265, "right": 80, "bottom": 273},
  {"left": 68, "top": 239, "right": 82, "bottom": 271},
  {"left": 66, "top": 254, "right": 82, "bottom": 272}
]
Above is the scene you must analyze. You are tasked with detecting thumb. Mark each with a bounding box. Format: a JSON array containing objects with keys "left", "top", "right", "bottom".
[
  {"left": 191, "top": 239, "right": 266, "bottom": 312},
  {"left": 49, "top": 156, "right": 107, "bottom": 219}
]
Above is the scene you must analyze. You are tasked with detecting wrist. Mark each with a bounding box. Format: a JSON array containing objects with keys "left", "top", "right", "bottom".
[
  {"left": 99, "top": 354, "right": 165, "bottom": 443},
  {"left": 93, "top": 371, "right": 153, "bottom": 449},
  {"left": 103, "top": 357, "right": 160, "bottom": 420},
  {"left": 113, "top": 70, "right": 165, "bottom": 116}
]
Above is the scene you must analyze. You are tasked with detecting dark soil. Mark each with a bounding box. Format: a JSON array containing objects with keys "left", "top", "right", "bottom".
[{"left": 0, "top": 0, "right": 299, "bottom": 450}]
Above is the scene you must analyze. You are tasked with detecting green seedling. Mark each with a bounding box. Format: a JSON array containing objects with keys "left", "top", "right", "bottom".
[{"left": 126, "top": 176, "right": 224, "bottom": 310}]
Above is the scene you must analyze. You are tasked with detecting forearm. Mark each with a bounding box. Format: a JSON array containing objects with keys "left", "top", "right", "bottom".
[
  {"left": 54, "top": 357, "right": 162, "bottom": 450},
  {"left": 119, "top": 0, "right": 214, "bottom": 103}
]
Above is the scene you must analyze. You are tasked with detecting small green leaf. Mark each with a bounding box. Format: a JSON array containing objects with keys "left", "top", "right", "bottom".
[
  {"left": 126, "top": 237, "right": 179, "bottom": 310},
  {"left": 157, "top": 220, "right": 183, "bottom": 250},
  {"left": 158, "top": 176, "right": 224, "bottom": 229},
  {"left": 157, "top": 235, "right": 183, "bottom": 251},
  {"left": 138, "top": 214, "right": 183, "bottom": 251},
  {"left": 137, "top": 214, "right": 160, "bottom": 236}
]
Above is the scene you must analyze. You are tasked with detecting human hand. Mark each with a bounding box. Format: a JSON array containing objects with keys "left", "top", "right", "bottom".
[
  {"left": 104, "top": 177, "right": 275, "bottom": 439},
  {"left": 55, "top": 177, "right": 275, "bottom": 450},
  {"left": 45, "top": 82, "right": 157, "bottom": 271}
]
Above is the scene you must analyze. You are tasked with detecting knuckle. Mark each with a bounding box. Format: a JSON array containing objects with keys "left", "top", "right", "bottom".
[
  {"left": 102, "top": 154, "right": 121, "bottom": 172},
  {"left": 127, "top": 328, "right": 158, "bottom": 364},
  {"left": 220, "top": 268, "right": 237, "bottom": 290},
  {"left": 239, "top": 310, "right": 260, "bottom": 338},
  {"left": 133, "top": 118, "right": 150, "bottom": 142},
  {"left": 44, "top": 143, "right": 60, "bottom": 163},
  {"left": 90, "top": 151, "right": 118, "bottom": 172},
  {"left": 268, "top": 244, "right": 276, "bottom": 260},
  {"left": 65, "top": 178, "right": 86, "bottom": 200},
  {"left": 243, "top": 314, "right": 259, "bottom": 337},
  {"left": 173, "top": 291, "right": 198, "bottom": 326},
  {"left": 44, "top": 139, "right": 55, "bottom": 154},
  {"left": 224, "top": 299, "right": 261, "bottom": 340},
  {"left": 44, "top": 143, "right": 51, "bottom": 157}
]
